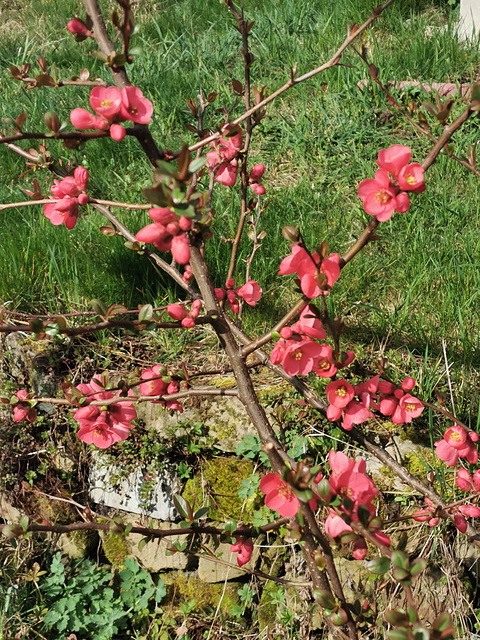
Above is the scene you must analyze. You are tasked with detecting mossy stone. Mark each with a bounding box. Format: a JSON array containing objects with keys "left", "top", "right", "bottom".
[
  {"left": 258, "top": 579, "right": 279, "bottom": 632},
  {"left": 183, "top": 457, "right": 259, "bottom": 523},
  {"left": 102, "top": 531, "right": 130, "bottom": 567},
  {"left": 160, "top": 571, "right": 239, "bottom": 615}
]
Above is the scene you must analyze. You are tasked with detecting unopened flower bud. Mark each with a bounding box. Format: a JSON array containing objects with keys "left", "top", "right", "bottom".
[
  {"left": 67, "top": 18, "right": 93, "bottom": 37},
  {"left": 282, "top": 225, "right": 299, "bottom": 243}
]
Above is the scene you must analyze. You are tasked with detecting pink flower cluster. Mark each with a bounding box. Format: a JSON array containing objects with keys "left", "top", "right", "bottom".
[
  {"left": 413, "top": 496, "right": 480, "bottom": 533},
  {"left": 323, "top": 451, "right": 389, "bottom": 560},
  {"left": 12, "top": 390, "right": 37, "bottom": 423},
  {"left": 135, "top": 207, "right": 192, "bottom": 264},
  {"left": 271, "top": 305, "right": 353, "bottom": 377},
  {"left": 206, "top": 130, "right": 242, "bottom": 187},
  {"left": 166, "top": 300, "right": 202, "bottom": 328},
  {"left": 139, "top": 365, "right": 183, "bottom": 413},
  {"left": 70, "top": 86, "right": 153, "bottom": 142},
  {"left": 230, "top": 536, "right": 254, "bottom": 567},
  {"left": 278, "top": 246, "right": 340, "bottom": 299},
  {"left": 43, "top": 166, "right": 89, "bottom": 230},
  {"left": 215, "top": 278, "right": 262, "bottom": 313},
  {"left": 72, "top": 375, "right": 137, "bottom": 449},
  {"left": 326, "top": 375, "right": 423, "bottom": 431},
  {"left": 358, "top": 145, "right": 425, "bottom": 221},
  {"left": 434, "top": 425, "right": 478, "bottom": 467}
]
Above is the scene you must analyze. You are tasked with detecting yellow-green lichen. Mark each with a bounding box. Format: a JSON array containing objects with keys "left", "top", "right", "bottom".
[
  {"left": 102, "top": 531, "right": 130, "bottom": 567},
  {"left": 183, "top": 457, "right": 259, "bottom": 522},
  {"left": 160, "top": 571, "right": 239, "bottom": 615},
  {"left": 258, "top": 580, "right": 279, "bottom": 632}
]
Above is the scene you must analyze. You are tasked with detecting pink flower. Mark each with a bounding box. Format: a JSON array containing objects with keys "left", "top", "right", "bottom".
[
  {"left": 342, "top": 400, "right": 374, "bottom": 431},
  {"left": 166, "top": 304, "right": 188, "bottom": 321},
  {"left": 249, "top": 164, "right": 266, "bottom": 195},
  {"left": 391, "top": 394, "right": 424, "bottom": 424},
  {"left": 249, "top": 164, "right": 265, "bottom": 181},
  {"left": 109, "top": 124, "right": 126, "bottom": 141},
  {"left": 231, "top": 536, "right": 254, "bottom": 567},
  {"left": 72, "top": 375, "right": 136, "bottom": 449},
  {"left": 90, "top": 86, "right": 122, "bottom": 119},
  {"left": 434, "top": 426, "right": 478, "bottom": 467},
  {"left": 329, "top": 451, "right": 378, "bottom": 508},
  {"left": 139, "top": 365, "right": 168, "bottom": 397},
  {"left": 377, "top": 145, "right": 411, "bottom": 177},
  {"left": 282, "top": 339, "right": 325, "bottom": 376},
  {"left": 70, "top": 108, "right": 109, "bottom": 131},
  {"left": 325, "top": 510, "right": 353, "bottom": 538},
  {"left": 119, "top": 87, "right": 153, "bottom": 124},
  {"left": 279, "top": 246, "right": 340, "bottom": 299},
  {"left": 457, "top": 469, "right": 480, "bottom": 492},
  {"left": 313, "top": 344, "right": 337, "bottom": 378},
  {"left": 259, "top": 473, "right": 299, "bottom": 517},
  {"left": 326, "top": 380, "right": 355, "bottom": 409},
  {"left": 44, "top": 198, "right": 79, "bottom": 230},
  {"left": 291, "top": 305, "right": 326, "bottom": 340},
  {"left": 236, "top": 281, "right": 262, "bottom": 306},
  {"left": 216, "top": 160, "right": 238, "bottom": 186},
  {"left": 13, "top": 390, "right": 37, "bottom": 423},
  {"left": 358, "top": 169, "right": 408, "bottom": 221},
  {"left": 397, "top": 163, "right": 425, "bottom": 194},
  {"left": 43, "top": 167, "right": 89, "bottom": 230},
  {"left": 67, "top": 18, "right": 92, "bottom": 37},
  {"left": 171, "top": 233, "right": 190, "bottom": 264},
  {"left": 251, "top": 182, "right": 266, "bottom": 195}
]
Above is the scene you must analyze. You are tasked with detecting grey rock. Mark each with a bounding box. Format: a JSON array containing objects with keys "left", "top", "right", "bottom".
[{"left": 89, "top": 456, "right": 181, "bottom": 521}]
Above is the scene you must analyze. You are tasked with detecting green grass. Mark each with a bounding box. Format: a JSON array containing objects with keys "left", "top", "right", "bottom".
[{"left": 0, "top": 0, "right": 479, "bottom": 418}]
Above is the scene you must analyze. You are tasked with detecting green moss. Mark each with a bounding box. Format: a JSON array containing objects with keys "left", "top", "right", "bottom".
[
  {"left": 102, "top": 531, "right": 130, "bottom": 567},
  {"left": 183, "top": 457, "right": 259, "bottom": 522},
  {"left": 258, "top": 580, "right": 278, "bottom": 632},
  {"left": 402, "top": 450, "right": 435, "bottom": 480},
  {"left": 400, "top": 424, "right": 431, "bottom": 445},
  {"left": 68, "top": 528, "right": 97, "bottom": 554},
  {"left": 204, "top": 457, "right": 255, "bottom": 522},
  {"left": 161, "top": 571, "right": 239, "bottom": 615},
  {"left": 35, "top": 495, "right": 76, "bottom": 525}
]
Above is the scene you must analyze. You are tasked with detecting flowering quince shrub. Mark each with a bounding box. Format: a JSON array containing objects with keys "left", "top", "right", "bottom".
[{"left": 3, "top": 2, "right": 480, "bottom": 639}]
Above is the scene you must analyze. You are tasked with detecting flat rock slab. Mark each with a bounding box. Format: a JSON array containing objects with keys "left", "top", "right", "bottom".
[{"left": 90, "top": 457, "right": 181, "bottom": 521}]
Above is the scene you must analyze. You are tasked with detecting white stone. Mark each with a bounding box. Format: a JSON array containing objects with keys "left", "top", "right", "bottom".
[
  {"left": 458, "top": 0, "right": 480, "bottom": 41},
  {"left": 89, "top": 457, "right": 181, "bottom": 521}
]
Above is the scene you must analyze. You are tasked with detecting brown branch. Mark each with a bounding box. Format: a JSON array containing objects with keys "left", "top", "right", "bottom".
[
  {"left": 82, "top": 0, "right": 164, "bottom": 166},
  {"left": 225, "top": 0, "right": 255, "bottom": 287}
]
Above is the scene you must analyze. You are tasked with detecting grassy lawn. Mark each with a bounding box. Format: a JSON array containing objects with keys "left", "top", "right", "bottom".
[{"left": 0, "top": 0, "right": 479, "bottom": 416}]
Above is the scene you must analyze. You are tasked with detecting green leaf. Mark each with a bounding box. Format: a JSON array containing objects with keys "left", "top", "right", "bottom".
[
  {"left": 385, "top": 609, "right": 410, "bottom": 626},
  {"left": 194, "top": 506, "right": 209, "bottom": 520},
  {"left": 387, "top": 630, "right": 409, "bottom": 640},
  {"left": 432, "top": 612, "right": 453, "bottom": 631},
  {"left": 357, "top": 503, "right": 370, "bottom": 527},
  {"left": 366, "top": 556, "right": 390, "bottom": 575},
  {"left": 155, "top": 579, "right": 166, "bottom": 603},
  {"left": 410, "top": 558, "right": 426, "bottom": 575},
  {"left": 90, "top": 298, "right": 108, "bottom": 317},
  {"left": 391, "top": 550, "right": 408, "bottom": 570},
  {"left": 188, "top": 157, "right": 207, "bottom": 173},
  {"left": 313, "top": 590, "right": 335, "bottom": 610},
  {"left": 138, "top": 304, "right": 153, "bottom": 322},
  {"left": 172, "top": 494, "right": 189, "bottom": 520}
]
